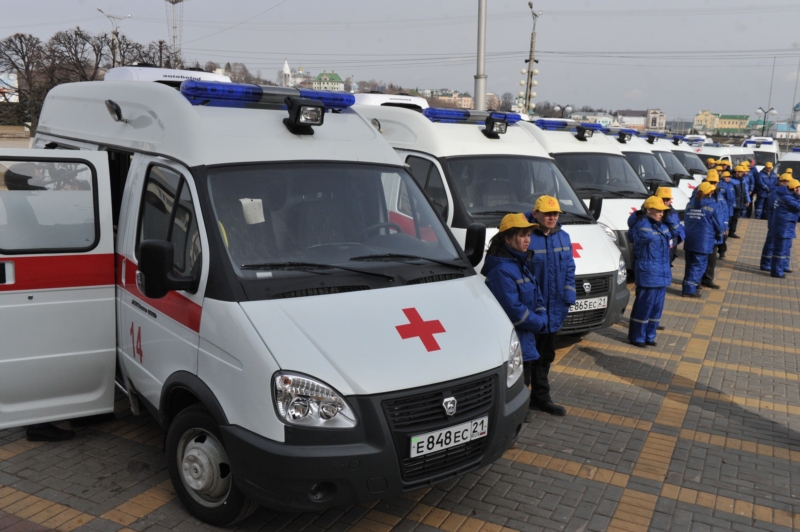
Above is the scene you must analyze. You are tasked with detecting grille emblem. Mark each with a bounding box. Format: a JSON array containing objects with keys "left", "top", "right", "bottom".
[
  {"left": 442, "top": 397, "right": 457, "bottom": 416},
  {"left": 583, "top": 282, "right": 592, "bottom": 294}
]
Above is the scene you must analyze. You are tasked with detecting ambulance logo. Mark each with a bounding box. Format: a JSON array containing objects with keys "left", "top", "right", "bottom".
[
  {"left": 396, "top": 308, "right": 446, "bottom": 352},
  {"left": 442, "top": 397, "right": 457, "bottom": 416},
  {"left": 572, "top": 243, "right": 583, "bottom": 258}
]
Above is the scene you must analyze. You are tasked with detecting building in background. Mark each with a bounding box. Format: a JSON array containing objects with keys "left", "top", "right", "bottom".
[
  {"left": 693, "top": 110, "right": 719, "bottom": 134},
  {"left": 313, "top": 71, "right": 345, "bottom": 91},
  {"left": 716, "top": 114, "right": 748, "bottom": 135},
  {"left": 646, "top": 109, "right": 666, "bottom": 131},
  {"left": 276, "top": 60, "right": 312, "bottom": 88},
  {"left": 615, "top": 110, "right": 647, "bottom": 130},
  {"left": 567, "top": 112, "right": 616, "bottom": 127}
]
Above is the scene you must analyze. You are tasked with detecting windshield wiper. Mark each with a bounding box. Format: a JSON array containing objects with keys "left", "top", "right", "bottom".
[
  {"left": 241, "top": 261, "right": 395, "bottom": 281},
  {"left": 576, "top": 186, "right": 607, "bottom": 193},
  {"left": 471, "top": 209, "right": 516, "bottom": 216},
  {"left": 613, "top": 189, "right": 649, "bottom": 197},
  {"left": 350, "top": 253, "right": 468, "bottom": 270},
  {"left": 560, "top": 211, "right": 594, "bottom": 222}
]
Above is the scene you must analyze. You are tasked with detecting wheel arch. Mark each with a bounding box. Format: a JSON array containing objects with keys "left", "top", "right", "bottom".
[{"left": 160, "top": 371, "right": 229, "bottom": 429}]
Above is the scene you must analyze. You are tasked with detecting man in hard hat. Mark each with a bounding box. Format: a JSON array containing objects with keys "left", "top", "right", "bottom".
[
  {"left": 706, "top": 158, "right": 717, "bottom": 170},
  {"left": 768, "top": 178, "right": 800, "bottom": 278},
  {"left": 728, "top": 165, "right": 749, "bottom": 237},
  {"left": 700, "top": 171, "right": 727, "bottom": 288},
  {"left": 761, "top": 174, "right": 796, "bottom": 272},
  {"left": 627, "top": 187, "right": 683, "bottom": 269},
  {"left": 628, "top": 196, "right": 672, "bottom": 347},
  {"left": 522, "top": 196, "right": 574, "bottom": 416},
  {"left": 683, "top": 182, "right": 724, "bottom": 297},
  {"left": 756, "top": 162, "right": 778, "bottom": 219},
  {"left": 741, "top": 160, "right": 756, "bottom": 218}
]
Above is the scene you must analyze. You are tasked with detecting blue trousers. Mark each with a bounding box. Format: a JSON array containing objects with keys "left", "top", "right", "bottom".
[
  {"left": 628, "top": 286, "right": 667, "bottom": 344},
  {"left": 683, "top": 250, "right": 709, "bottom": 295},
  {"left": 755, "top": 195, "right": 768, "bottom": 219},
  {"left": 771, "top": 237, "right": 793, "bottom": 277},
  {"left": 761, "top": 230, "right": 774, "bottom": 270}
]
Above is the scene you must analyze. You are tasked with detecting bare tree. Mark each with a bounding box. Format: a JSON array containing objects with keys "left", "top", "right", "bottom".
[
  {"left": 116, "top": 34, "right": 148, "bottom": 66},
  {"left": 0, "top": 33, "right": 55, "bottom": 133},
  {"left": 204, "top": 61, "right": 219, "bottom": 73},
  {"left": 50, "top": 27, "right": 109, "bottom": 82},
  {"left": 500, "top": 92, "right": 514, "bottom": 112}
]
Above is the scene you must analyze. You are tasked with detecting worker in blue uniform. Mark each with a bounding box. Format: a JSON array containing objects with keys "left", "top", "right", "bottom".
[
  {"left": 761, "top": 174, "right": 794, "bottom": 271},
  {"left": 522, "top": 196, "right": 574, "bottom": 416},
  {"left": 728, "top": 166, "right": 749, "bottom": 237},
  {"left": 683, "top": 182, "right": 724, "bottom": 297},
  {"left": 627, "top": 187, "right": 683, "bottom": 267},
  {"left": 769, "top": 178, "right": 800, "bottom": 278},
  {"left": 757, "top": 162, "right": 778, "bottom": 219},
  {"left": 628, "top": 196, "right": 672, "bottom": 347},
  {"left": 481, "top": 213, "right": 563, "bottom": 416},
  {"left": 742, "top": 160, "right": 756, "bottom": 218},
  {"left": 701, "top": 171, "right": 727, "bottom": 288}
]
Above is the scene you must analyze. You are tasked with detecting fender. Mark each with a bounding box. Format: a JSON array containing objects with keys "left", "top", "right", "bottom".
[{"left": 160, "top": 371, "right": 229, "bottom": 428}]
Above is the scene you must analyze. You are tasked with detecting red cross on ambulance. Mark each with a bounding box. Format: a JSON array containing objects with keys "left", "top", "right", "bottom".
[{"left": 395, "top": 307, "right": 446, "bottom": 352}]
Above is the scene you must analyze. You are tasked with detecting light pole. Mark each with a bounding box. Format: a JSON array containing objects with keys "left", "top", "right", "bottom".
[
  {"left": 522, "top": 3, "right": 542, "bottom": 116},
  {"left": 474, "top": 0, "right": 487, "bottom": 111},
  {"left": 755, "top": 106, "right": 777, "bottom": 136},
  {"left": 553, "top": 104, "right": 573, "bottom": 118},
  {"left": 97, "top": 8, "right": 131, "bottom": 68}
]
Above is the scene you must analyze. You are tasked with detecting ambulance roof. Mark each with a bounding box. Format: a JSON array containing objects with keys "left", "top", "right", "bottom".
[
  {"left": 352, "top": 104, "right": 551, "bottom": 159},
  {"left": 615, "top": 134, "right": 659, "bottom": 154},
  {"left": 104, "top": 66, "right": 231, "bottom": 84},
  {"left": 36, "top": 81, "right": 399, "bottom": 168},
  {"left": 352, "top": 93, "right": 429, "bottom": 110},
  {"left": 780, "top": 151, "right": 800, "bottom": 162},
  {"left": 696, "top": 145, "right": 754, "bottom": 157},
  {"left": 519, "top": 121, "right": 627, "bottom": 157}
]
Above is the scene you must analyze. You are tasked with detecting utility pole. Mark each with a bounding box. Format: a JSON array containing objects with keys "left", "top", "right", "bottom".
[
  {"left": 158, "top": 41, "right": 165, "bottom": 68},
  {"left": 474, "top": 0, "right": 487, "bottom": 111},
  {"left": 97, "top": 8, "right": 130, "bottom": 68},
  {"left": 523, "top": 3, "right": 542, "bottom": 115}
]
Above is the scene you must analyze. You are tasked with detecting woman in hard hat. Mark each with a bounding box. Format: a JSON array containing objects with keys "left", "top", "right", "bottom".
[
  {"left": 629, "top": 188, "right": 684, "bottom": 266},
  {"left": 627, "top": 196, "right": 672, "bottom": 347},
  {"left": 756, "top": 162, "right": 778, "bottom": 219},
  {"left": 761, "top": 174, "right": 798, "bottom": 274},
  {"left": 683, "top": 182, "right": 725, "bottom": 297},
  {"left": 481, "top": 214, "right": 556, "bottom": 414},
  {"left": 769, "top": 179, "right": 800, "bottom": 278}
]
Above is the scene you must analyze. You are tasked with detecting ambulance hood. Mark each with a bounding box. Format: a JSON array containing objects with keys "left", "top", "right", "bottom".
[
  {"left": 583, "top": 198, "right": 643, "bottom": 232},
  {"left": 239, "top": 276, "right": 511, "bottom": 396}
]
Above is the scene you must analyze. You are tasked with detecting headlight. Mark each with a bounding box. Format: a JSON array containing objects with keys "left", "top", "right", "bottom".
[
  {"left": 598, "top": 222, "right": 617, "bottom": 242},
  {"left": 617, "top": 255, "right": 627, "bottom": 284},
  {"left": 507, "top": 330, "right": 523, "bottom": 388},
  {"left": 273, "top": 372, "right": 357, "bottom": 428}
]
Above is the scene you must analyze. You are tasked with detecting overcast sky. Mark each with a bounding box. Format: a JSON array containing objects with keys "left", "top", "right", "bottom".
[{"left": 4, "top": 0, "right": 800, "bottom": 121}]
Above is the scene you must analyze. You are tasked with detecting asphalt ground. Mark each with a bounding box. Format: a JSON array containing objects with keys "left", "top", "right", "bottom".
[{"left": 1, "top": 217, "right": 800, "bottom": 532}]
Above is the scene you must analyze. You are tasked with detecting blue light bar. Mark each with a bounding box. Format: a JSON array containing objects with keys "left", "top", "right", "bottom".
[
  {"left": 645, "top": 131, "right": 666, "bottom": 138},
  {"left": 793, "top": 147, "right": 800, "bottom": 152},
  {"left": 744, "top": 139, "right": 773, "bottom": 146},
  {"left": 423, "top": 108, "right": 471, "bottom": 122},
  {"left": 180, "top": 80, "right": 263, "bottom": 103},
  {"left": 534, "top": 119, "right": 570, "bottom": 130},
  {"left": 491, "top": 112, "right": 522, "bottom": 124},
  {"left": 672, "top": 135, "right": 685, "bottom": 141},
  {"left": 297, "top": 89, "right": 355, "bottom": 109},
  {"left": 579, "top": 122, "right": 604, "bottom": 131}
]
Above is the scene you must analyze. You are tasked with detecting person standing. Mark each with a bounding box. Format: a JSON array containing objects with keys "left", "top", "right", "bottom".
[
  {"left": 523, "top": 196, "right": 574, "bottom": 416},
  {"left": 718, "top": 171, "right": 737, "bottom": 238},
  {"left": 480, "top": 214, "right": 561, "bottom": 415},
  {"left": 683, "top": 182, "right": 724, "bottom": 297},
  {"left": 757, "top": 162, "right": 778, "bottom": 220},
  {"left": 700, "top": 171, "right": 727, "bottom": 288},
  {"left": 628, "top": 196, "right": 672, "bottom": 347},
  {"left": 760, "top": 174, "right": 793, "bottom": 271},
  {"left": 728, "top": 165, "right": 749, "bottom": 237},
  {"left": 742, "top": 160, "right": 756, "bottom": 218},
  {"left": 769, "top": 178, "right": 800, "bottom": 278}
]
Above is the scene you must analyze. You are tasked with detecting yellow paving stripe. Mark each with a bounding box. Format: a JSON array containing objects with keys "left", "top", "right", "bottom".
[
  {"left": 630, "top": 433, "right": 678, "bottom": 482},
  {"left": 100, "top": 480, "right": 176, "bottom": 526},
  {"left": 0, "top": 437, "right": 44, "bottom": 462},
  {"left": 692, "top": 389, "right": 800, "bottom": 415},
  {"left": 725, "top": 288, "right": 798, "bottom": 302},
  {"left": 679, "top": 428, "right": 800, "bottom": 462},
  {"left": 0, "top": 484, "right": 94, "bottom": 531},
  {"left": 564, "top": 406, "right": 653, "bottom": 432},
  {"left": 577, "top": 337, "right": 682, "bottom": 362},
  {"left": 714, "top": 316, "right": 800, "bottom": 334},
  {"left": 503, "top": 447, "right": 629, "bottom": 487},
  {"left": 350, "top": 504, "right": 514, "bottom": 532},
  {"left": 653, "top": 392, "right": 691, "bottom": 428},
  {"left": 607, "top": 489, "right": 658, "bottom": 532},
  {"left": 703, "top": 360, "right": 800, "bottom": 381}
]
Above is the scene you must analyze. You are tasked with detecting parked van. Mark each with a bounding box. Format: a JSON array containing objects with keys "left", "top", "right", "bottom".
[
  {"left": 605, "top": 130, "right": 691, "bottom": 214},
  {"left": 668, "top": 136, "right": 708, "bottom": 182},
  {"left": 2, "top": 69, "right": 531, "bottom": 525},
  {"left": 641, "top": 133, "right": 702, "bottom": 202},
  {"left": 742, "top": 136, "right": 780, "bottom": 171},
  {"left": 693, "top": 143, "right": 755, "bottom": 168},
  {"left": 776, "top": 147, "right": 800, "bottom": 175},
  {"left": 351, "top": 105, "right": 629, "bottom": 335},
  {"left": 521, "top": 119, "right": 649, "bottom": 271}
]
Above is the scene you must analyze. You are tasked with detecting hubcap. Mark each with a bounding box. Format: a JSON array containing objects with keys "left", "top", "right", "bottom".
[{"left": 177, "top": 429, "right": 232, "bottom": 508}]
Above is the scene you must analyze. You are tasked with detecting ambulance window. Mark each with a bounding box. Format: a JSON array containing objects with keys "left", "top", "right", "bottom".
[
  {"left": 136, "top": 165, "right": 200, "bottom": 277},
  {"left": 0, "top": 159, "right": 98, "bottom": 253},
  {"left": 405, "top": 157, "right": 431, "bottom": 188},
  {"left": 405, "top": 156, "right": 449, "bottom": 220}
]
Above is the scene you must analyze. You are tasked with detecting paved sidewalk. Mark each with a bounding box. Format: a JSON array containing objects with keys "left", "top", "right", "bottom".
[{"left": 2, "top": 218, "right": 800, "bottom": 531}]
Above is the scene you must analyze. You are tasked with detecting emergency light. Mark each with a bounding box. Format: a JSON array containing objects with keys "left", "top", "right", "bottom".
[
  {"left": 744, "top": 139, "right": 773, "bottom": 147},
  {"left": 533, "top": 118, "right": 573, "bottom": 130},
  {"left": 575, "top": 122, "right": 602, "bottom": 141},
  {"left": 792, "top": 147, "right": 800, "bottom": 152},
  {"left": 179, "top": 80, "right": 356, "bottom": 110},
  {"left": 422, "top": 108, "right": 521, "bottom": 127},
  {"left": 645, "top": 131, "right": 666, "bottom": 144},
  {"left": 671, "top": 135, "right": 685, "bottom": 146}
]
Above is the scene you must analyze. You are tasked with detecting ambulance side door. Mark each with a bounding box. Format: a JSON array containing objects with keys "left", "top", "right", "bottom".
[
  {"left": 0, "top": 149, "right": 116, "bottom": 429},
  {"left": 117, "top": 158, "right": 207, "bottom": 410}
]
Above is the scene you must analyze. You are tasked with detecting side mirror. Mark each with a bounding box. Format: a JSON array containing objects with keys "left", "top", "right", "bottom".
[
  {"left": 589, "top": 194, "right": 603, "bottom": 220},
  {"left": 137, "top": 240, "right": 197, "bottom": 299},
  {"left": 464, "top": 223, "right": 486, "bottom": 267}
]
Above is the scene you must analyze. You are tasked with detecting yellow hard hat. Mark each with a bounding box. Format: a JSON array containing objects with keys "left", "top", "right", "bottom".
[
  {"left": 719, "top": 160, "right": 731, "bottom": 167},
  {"left": 655, "top": 187, "right": 673, "bottom": 199},
  {"left": 706, "top": 170, "right": 719, "bottom": 183},
  {"left": 707, "top": 158, "right": 716, "bottom": 164},
  {"left": 786, "top": 168, "right": 793, "bottom": 174},
  {"left": 721, "top": 171, "right": 731, "bottom": 178},
  {"left": 742, "top": 160, "right": 751, "bottom": 167},
  {"left": 697, "top": 182, "right": 716, "bottom": 195},
  {"left": 788, "top": 179, "right": 800, "bottom": 189},
  {"left": 498, "top": 213, "right": 536, "bottom": 233},
  {"left": 766, "top": 162, "right": 773, "bottom": 168},
  {"left": 779, "top": 173, "right": 792, "bottom": 183},
  {"left": 643, "top": 196, "right": 669, "bottom": 211},
  {"left": 715, "top": 166, "right": 724, "bottom": 172},
  {"left": 734, "top": 165, "right": 745, "bottom": 172},
  {"left": 534, "top": 195, "right": 562, "bottom": 213}
]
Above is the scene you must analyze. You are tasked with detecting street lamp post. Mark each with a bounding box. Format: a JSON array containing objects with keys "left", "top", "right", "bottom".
[
  {"left": 755, "top": 106, "right": 777, "bottom": 136},
  {"left": 553, "top": 104, "right": 573, "bottom": 118},
  {"left": 97, "top": 8, "right": 131, "bottom": 68},
  {"left": 522, "top": 3, "right": 542, "bottom": 116}
]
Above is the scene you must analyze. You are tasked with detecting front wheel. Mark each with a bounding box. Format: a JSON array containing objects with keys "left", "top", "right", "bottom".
[{"left": 166, "top": 405, "right": 258, "bottom": 526}]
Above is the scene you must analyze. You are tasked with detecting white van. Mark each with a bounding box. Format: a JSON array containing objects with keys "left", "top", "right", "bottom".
[
  {"left": 1, "top": 69, "right": 530, "bottom": 525},
  {"left": 351, "top": 105, "right": 629, "bottom": 335},
  {"left": 668, "top": 136, "right": 708, "bottom": 183},
  {"left": 521, "top": 119, "right": 649, "bottom": 271},
  {"left": 606, "top": 131, "right": 690, "bottom": 214},
  {"left": 640, "top": 133, "right": 702, "bottom": 202},
  {"left": 742, "top": 136, "right": 780, "bottom": 171},
  {"left": 776, "top": 147, "right": 800, "bottom": 175},
  {"left": 694, "top": 143, "right": 755, "bottom": 168}
]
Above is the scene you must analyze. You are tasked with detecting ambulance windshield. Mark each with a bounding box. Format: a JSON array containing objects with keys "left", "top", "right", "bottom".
[
  {"left": 443, "top": 155, "right": 591, "bottom": 225},
  {"left": 754, "top": 151, "right": 777, "bottom": 166},
  {"left": 654, "top": 150, "right": 690, "bottom": 178},
  {"left": 207, "top": 162, "right": 462, "bottom": 281},
  {"left": 552, "top": 153, "right": 649, "bottom": 199},
  {"left": 622, "top": 151, "right": 674, "bottom": 185},
  {"left": 672, "top": 151, "right": 707, "bottom": 175}
]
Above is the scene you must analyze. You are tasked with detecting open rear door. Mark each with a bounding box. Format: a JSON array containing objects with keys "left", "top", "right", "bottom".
[{"left": 0, "top": 149, "right": 116, "bottom": 429}]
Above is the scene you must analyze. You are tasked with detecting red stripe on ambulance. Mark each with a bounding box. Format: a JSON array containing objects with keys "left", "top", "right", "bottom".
[{"left": 0, "top": 254, "right": 115, "bottom": 291}]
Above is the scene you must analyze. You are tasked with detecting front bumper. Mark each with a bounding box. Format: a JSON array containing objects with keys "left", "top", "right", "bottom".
[
  {"left": 220, "top": 366, "right": 529, "bottom": 512},
  {"left": 559, "top": 272, "right": 629, "bottom": 335}
]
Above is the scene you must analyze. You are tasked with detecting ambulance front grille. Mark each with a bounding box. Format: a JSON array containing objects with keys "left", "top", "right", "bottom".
[
  {"left": 273, "top": 285, "right": 370, "bottom": 299},
  {"left": 562, "top": 308, "right": 606, "bottom": 330},
  {"left": 407, "top": 273, "right": 464, "bottom": 285},
  {"left": 575, "top": 275, "right": 611, "bottom": 297},
  {"left": 402, "top": 438, "right": 487, "bottom": 482}
]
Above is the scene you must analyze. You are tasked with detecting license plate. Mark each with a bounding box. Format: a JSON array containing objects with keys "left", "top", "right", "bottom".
[
  {"left": 568, "top": 296, "right": 608, "bottom": 313},
  {"left": 410, "top": 416, "right": 488, "bottom": 458}
]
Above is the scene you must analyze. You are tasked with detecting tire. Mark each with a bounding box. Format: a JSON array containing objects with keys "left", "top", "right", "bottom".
[{"left": 166, "top": 404, "right": 258, "bottom": 526}]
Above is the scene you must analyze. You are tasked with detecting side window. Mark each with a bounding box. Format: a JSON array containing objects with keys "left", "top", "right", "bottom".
[
  {"left": 136, "top": 165, "right": 201, "bottom": 277},
  {"left": 425, "top": 165, "right": 449, "bottom": 220},
  {"left": 406, "top": 157, "right": 431, "bottom": 188},
  {"left": 0, "top": 159, "right": 97, "bottom": 253}
]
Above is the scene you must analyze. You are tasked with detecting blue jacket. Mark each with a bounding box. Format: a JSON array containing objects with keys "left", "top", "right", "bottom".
[
  {"left": 628, "top": 208, "right": 683, "bottom": 247},
  {"left": 525, "top": 223, "right": 577, "bottom": 333},
  {"left": 744, "top": 171, "right": 755, "bottom": 196},
  {"left": 767, "top": 185, "right": 787, "bottom": 226},
  {"left": 632, "top": 216, "right": 672, "bottom": 288},
  {"left": 711, "top": 189, "right": 728, "bottom": 243},
  {"left": 770, "top": 187, "right": 800, "bottom": 239},
  {"left": 684, "top": 196, "right": 724, "bottom": 254},
  {"left": 758, "top": 170, "right": 778, "bottom": 195},
  {"left": 481, "top": 246, "right": 548, "bottom": 362},
  {"left": 730, "top": 177, "right": 748, "bottom": 210},
  {"left": 718, "top": 180, "right": 736, "bottom": 216}
]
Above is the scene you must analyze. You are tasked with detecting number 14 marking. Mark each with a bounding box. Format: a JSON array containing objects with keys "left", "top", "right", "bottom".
[{"left": 129, "top": 323, "right": 143, "bottom": 363}]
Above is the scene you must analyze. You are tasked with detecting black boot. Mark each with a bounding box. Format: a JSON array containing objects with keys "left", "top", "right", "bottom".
[
  {"left": 528, "top": 360, "right": 566, "bottom": 416},
  {"left": 26, "top": 423, "right": 75, "bottom": 442}
]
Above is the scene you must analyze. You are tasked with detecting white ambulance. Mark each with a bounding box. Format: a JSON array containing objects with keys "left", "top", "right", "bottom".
[
  {"left": 693, "top": 143, "right": 755, "bottom": 168},
  {"left": 776, "top": 147, "right": 800, "bottom": 175},
  {"left": 607, "top": 131, "right": 691, "bottom": 214},
  {"left": 642, "top": 133, "right": 703, "bottom": 202},
  {"left": 351, "top": 103, "right": 629, "bottom": 336},
  {"left": 521, "top": 119, "right": 649, "bottom": 271},
  {"left": 668, "top": 136, "right": 709, "bottom": 182},
  {"left": 0, "top": 69, "right": 531, "bottom": 525},
  {"left": 742, "top": 136, "right": 780, "bottom": 171}
]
